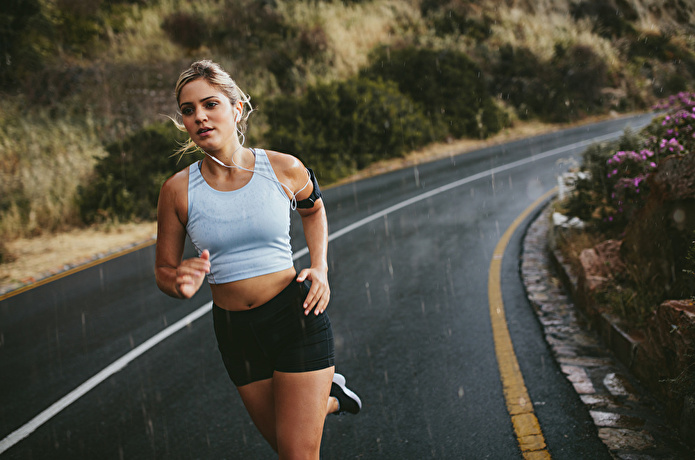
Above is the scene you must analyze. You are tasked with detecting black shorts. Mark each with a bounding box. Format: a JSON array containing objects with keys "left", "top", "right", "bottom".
[{"left": 212, "top": 280, "right": 335, "bottom": 387}]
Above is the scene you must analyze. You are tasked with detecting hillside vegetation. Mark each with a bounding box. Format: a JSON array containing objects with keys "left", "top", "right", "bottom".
[{"left": 1, "top": 0, "right": 694, "bottom": 250}]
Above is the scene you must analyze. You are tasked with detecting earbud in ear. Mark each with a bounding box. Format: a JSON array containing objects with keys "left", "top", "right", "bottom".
[{"left": 235, "top": 111, "right": 242, "bottom": 123}]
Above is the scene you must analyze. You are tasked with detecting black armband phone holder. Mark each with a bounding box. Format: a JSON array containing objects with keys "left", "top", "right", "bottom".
[{"left": 296, "top": 168, "right": 322, "bottom": 209}]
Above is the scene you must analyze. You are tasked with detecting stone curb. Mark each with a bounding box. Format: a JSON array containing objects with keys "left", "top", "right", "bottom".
[
  {"left": 547, "top": 230, "right": 642, "bottom": 374},
  {"left": 522, "top": 205, "right": 692, "bottom": 459}
]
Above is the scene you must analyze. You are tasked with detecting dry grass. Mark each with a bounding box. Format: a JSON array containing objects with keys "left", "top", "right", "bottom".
[
  {"left": 489, "top": 7, "right": 620, "bottom": 67},
  {"left": 0, "top": 221, "right": 156, "bottom": 287},
  {"left": 103, "top": 0, "right": 183, "bottom": 64},
  {"left": 0, "top": 107, "right": 107, "bottom": 239},
  {"left": 276, "top": 0, "right": 422, "bottom": 82}
]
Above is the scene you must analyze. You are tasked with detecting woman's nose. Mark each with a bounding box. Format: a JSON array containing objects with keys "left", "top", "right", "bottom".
[{"left": 195, "top": 109, "right": 208, "bottom": 122}]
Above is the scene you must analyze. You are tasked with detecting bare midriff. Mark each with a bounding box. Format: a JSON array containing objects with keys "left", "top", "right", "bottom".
[{"left": 209, "top": 267, "right": 297, "bottom": 311}]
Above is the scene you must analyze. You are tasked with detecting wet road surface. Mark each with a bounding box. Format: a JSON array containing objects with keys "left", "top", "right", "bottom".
[{"left": 0, "top": 115, "right": 655, "bottom": 459}]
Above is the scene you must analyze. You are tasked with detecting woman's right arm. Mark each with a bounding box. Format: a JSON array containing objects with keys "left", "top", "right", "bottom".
[{"left": 155, "top": 172, "right": 210, "bottom": 299}]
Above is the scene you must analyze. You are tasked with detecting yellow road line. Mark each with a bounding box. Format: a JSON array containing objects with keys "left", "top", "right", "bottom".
[
  {"left": 0, "top": 239, "right": 156, "bottom": 303},
  {"left": 488, "top": 187, "right": 557, "bottom": 459}
]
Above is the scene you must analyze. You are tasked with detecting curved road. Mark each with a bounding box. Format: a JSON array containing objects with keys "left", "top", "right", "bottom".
[{"left": 0, "top": 114, "right": 653, "bottom": 459}]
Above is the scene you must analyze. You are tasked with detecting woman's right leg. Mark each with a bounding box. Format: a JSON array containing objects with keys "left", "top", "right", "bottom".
[{"left": 237, "top": 378, "right": 278, "bottom": 452}]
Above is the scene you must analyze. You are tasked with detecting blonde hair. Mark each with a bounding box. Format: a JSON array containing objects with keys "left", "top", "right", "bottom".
[{"left": 171, "top": 60, "right": 254, "bottom": 157}]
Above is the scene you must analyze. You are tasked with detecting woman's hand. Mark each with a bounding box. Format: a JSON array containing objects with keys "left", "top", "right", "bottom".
[
  {"left": 175, "top": 250, "right": 211, "bottom": 298},
  {"left": 297, "top": 266, "right": 330, "bottom": 316}
]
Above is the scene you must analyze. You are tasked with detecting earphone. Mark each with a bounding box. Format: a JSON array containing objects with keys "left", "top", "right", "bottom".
[
  {"left": 235, "top": 111, "right": 242, "bottom": 123},
  {"left": 202, "top": 125, "right": 311, "bottom": 211}
]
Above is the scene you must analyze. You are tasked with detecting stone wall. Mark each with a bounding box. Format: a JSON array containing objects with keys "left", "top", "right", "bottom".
[{"left": 549, "top": 220, "right": 695, "bottom": 444}]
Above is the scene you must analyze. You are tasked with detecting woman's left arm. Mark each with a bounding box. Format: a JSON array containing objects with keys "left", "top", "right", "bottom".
[
  {"left": 296, "top": 199, "right": 330, "bottom": 316},
  {"left": 268, "top": 150, "right": 331, "bottom": 315}
]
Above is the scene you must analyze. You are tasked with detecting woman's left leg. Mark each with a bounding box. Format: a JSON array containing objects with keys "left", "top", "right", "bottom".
[{"left": 273, "top": 366, "right": 335, "bottom": 459}]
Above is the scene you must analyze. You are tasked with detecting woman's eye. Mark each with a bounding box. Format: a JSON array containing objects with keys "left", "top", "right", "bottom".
[
  {"left": 205, "top": 102, "right": 218, "bottom": 109},
  {"left": 181, "top": 107, "right": 193, "bottom": 115}
]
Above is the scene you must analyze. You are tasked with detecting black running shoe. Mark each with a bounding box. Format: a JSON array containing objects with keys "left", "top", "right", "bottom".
[{"left": 331, "top": 373, "right": 362, "bottom": 415}]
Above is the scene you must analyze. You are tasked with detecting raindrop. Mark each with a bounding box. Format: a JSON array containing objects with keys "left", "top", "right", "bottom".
[
  {"left": 365, "top": 282, "right": 371, "bottom": 305},
  {"left": 673, "top": 208, "right": 685, "bottom": 225},
  {"left": 388, "top": 258, "right": 394, "bottom": 279},
  {"left": 446, "top": 258, "right": 454, "bottom": 293},
  {"left": 384, "top": 370, "right": 389, "bottom": 384},
  {"left": 413, "top": 166, "right": 420, "bottom": 188},
  {"left": 383, "top": 215, "right": 390, "bottom": 237},
  {"left": 421, "top": 299, "right": 426, "bottom": 315},
  {"left": 458, "top": 386, "right": 465, "bottom": 398}
]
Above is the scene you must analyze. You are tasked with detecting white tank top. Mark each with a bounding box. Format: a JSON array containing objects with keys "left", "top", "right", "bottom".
[{"left": 186, "top": 149, "right": 294, "bottom": 284}]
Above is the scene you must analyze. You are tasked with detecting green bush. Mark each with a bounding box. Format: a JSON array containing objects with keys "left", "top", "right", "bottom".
[
  {"left": 162, "top": 12, "right": 208, "bottom": 50},
  {"left": 569, "top": 0, "right": 637, "bottom": 39},
  {"left": 78, "top": 122, "right": 198, "bottom": 223},
  {"left": 493, "top": 43, "right": 610, "bottom": 123},
  {"left": 562, "top": 129, "right": 643, "bottom": 231},
  {"left": 493, "top": 45, "right": 548, "bottom": 120},
  {"left": 420, "top": 0, "right": 493, "bottom": 40},
  {"left": 361, "top": 46, "right": 508, "bottom": 139},
  {"left": 263, "top": 76, "right": 434, "bottom": 182},
  {"left": 0, "top": 0, "right": 50, "bottom": 90}
]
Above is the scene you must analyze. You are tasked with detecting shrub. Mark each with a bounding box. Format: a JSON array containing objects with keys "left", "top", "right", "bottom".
[
  {"left": 628, "top": 31, "right": 673, "bottom": 61},
  {"left": 493, "top": 44, "right": 549, "bottom": 120},
  {"left": 78, "top": 122, "right": 197, "bottom": 223},
  {"left": 210, "top": 0, "right": 291, "bottom": 54},
  {"left": 361, "top": 46, "right": 508, "bottom": 139},
  {"left": 161, "top": 12, "right": 208, "bottom": 50},
  {"left": 494, "top": 43, "right": 610, "bottom": 123},
  {"left": 0, "top": 0, "right": 51, "bottom": 90},
  {"left": 563, "top": 129, "right": 643, "bottom": 230},
  {"left": 263, "top": 76, "right": 434, "bottom": 181},
  {"left": 420, "top": 0, "right": 493, "bottom": 40},
  {"left": 569, "top": 0, "right": 637, "bottom": 39},
  {"left": 561, "top": 92, "right": 695, "bottom": 323},
  {"left": 598, "top": 91, "right": 695, "bottom": 227}
]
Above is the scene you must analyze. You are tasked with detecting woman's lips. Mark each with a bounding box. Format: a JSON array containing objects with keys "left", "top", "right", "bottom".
[{"left": 197, "top": 127, "right": 213, "bottom": 137}]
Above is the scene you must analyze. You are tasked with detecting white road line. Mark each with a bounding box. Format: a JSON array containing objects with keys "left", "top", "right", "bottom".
[
  {"left": 0, "top": 304, "right": 211, "bottom": 453},
  {"left": 0, "top": 127, "right": 635, "bottom": 453}
]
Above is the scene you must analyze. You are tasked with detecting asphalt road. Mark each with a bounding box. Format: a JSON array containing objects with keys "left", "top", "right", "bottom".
[{"left": 0, "top": 114, "right": 654, "bottom": 459}]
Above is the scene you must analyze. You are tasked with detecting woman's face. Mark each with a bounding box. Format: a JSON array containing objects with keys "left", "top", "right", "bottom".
[{"left": 178, "top": 78, "right": 241, "bottom": 154}]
